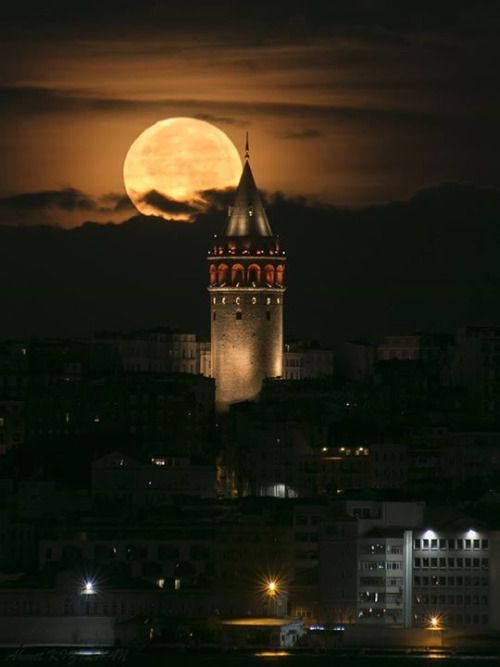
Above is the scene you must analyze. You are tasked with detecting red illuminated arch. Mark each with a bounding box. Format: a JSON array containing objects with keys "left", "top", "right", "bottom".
[
  {"left": 247, "top": 264, "right": 261, "bottom": 285},
  {"left": 217, "top": 263, "right": 229, "bottom": 284},
  {"left": 276, "top": 264, "right": 285, "bottom": 286},
  {"left": 209, "top": 264, "right": 217, "bottom": 286},
  {"left": 231, "top": 264, "right": 245, "bottom": 285},
  {"left": 264, "top": 264, "right": 275, "bottom": 285}
]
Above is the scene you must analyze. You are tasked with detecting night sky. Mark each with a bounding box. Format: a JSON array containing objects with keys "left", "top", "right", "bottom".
[{"left": 1, "top": 1, "right": 500, "bottom": 342}]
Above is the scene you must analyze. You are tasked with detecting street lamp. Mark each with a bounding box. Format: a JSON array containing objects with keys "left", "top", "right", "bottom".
[
  {"left": 427, "top": 614, "right": 444, "bottom": 648},
  {"left": 265, "top": 579, "right": 279, "bottom": 617},
  {"left": 267, "top": 580, "right": 278, "bottom": 595},
  {"left": 80, "top": 579, "right": 97, "bottom": 616},
  {"left": 258, "top": 573, "right": 287, "bottom": 618}
]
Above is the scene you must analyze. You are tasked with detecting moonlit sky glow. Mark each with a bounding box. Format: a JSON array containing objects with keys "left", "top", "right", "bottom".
[{"left": 1, "top": 1, "right": 500, "bottom": 227}]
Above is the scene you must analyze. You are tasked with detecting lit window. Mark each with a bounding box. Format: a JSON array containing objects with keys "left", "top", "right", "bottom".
[
  {"left": 277, "top": 298, "right": 281, "bottom": 304},
  {"left": 212, "top": 297, "right": 216, "bottom": 304},
  {"left": 251, "top": 297, "right": 257, "bottom": 304},
  {"left": 266, "top": 297, "right": 271, "bottom": 305},
  {"left": 156, "top": 578, "right": 165, "bottom": 589},
  {"left": 236, "top": 297, "right": 241, "bottom": 305},
  {"left": 174, "top": 578, "right": 181, "bottom": 591},
  {"left": 222, "top": 297, "right": 226, "bottom": 304},
  {"left": 151, "top": 458, "right": 166, "bottom": 466}
]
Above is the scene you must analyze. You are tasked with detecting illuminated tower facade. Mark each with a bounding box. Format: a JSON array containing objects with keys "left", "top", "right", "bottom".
[{"left": 208, "top": 140, "right": 286, "bottom": 411}]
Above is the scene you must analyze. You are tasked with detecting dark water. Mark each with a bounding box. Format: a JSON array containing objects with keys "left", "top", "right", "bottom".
[{"left": 3, "top": 648, "right": 500, "bottom": 667}]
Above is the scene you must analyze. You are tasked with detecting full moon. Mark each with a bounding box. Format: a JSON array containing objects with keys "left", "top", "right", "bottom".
[{"left": 123, "top": 117, "right": 242, "bottom": 221}]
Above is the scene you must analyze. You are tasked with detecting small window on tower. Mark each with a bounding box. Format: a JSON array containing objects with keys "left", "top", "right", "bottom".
[
  {"left": 236, "top": 297, "right": 241, "bottom": 305},
  {"left": 251, "top": 297, "right": 257, "bottom": 305},
  {"left": 213, "top": 313, "right": 216, "bottom": 321},
  {"left": 266, "top": 311, "right": 271, "bottom": 321},
  {"left": 212, "top": 297, "right": 216, "bottom": 304},
  {"left": 236, "top": 312, "right": 242, "bottom": 320}
]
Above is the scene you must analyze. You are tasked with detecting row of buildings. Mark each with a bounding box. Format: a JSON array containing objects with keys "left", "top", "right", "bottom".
[
  {"left": 0, "top": 493, "right": 499, "bottom": 634},
  {"left": 1, "top": 324, "right": 500, "bottom": 455}
]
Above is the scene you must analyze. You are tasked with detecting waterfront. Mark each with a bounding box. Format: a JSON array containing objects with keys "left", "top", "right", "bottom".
[{"left": 2, "top": 648, "right": 500, "bottom": 666}]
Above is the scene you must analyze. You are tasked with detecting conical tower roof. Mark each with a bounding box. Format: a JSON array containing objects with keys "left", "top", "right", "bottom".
[{"left": 221, "top": 140, "right": 273, "bottom": 237}]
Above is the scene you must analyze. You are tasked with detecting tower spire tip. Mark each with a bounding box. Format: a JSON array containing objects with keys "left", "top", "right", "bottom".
[{"left": 244, "top": 131, "right": 249, "bottom": 161}]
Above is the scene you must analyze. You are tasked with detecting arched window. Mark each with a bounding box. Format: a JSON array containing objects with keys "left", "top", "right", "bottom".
[
  {"left": 276, "top": 264, "right": 285, "bottom": 286},
  {"left": 217, "top": 263, "right": 228, "bottom": 284},
  {"left": 231, "top": 264, "right": 245, "bottom": 285},
  {"left": 264, "top": 264, "right": 275, "bottom": 285},
  {"left": 247, "top": 264, "right": 261, "bottom": 285},
  {"left": 209, "top": 264, "right": 217, "bottom": 286}
]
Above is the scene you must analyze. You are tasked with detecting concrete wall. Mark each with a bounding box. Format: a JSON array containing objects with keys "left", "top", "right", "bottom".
[
  {"left": 342, "top": 626, "right": 442, "bottom": 648},
  {"left": 0, "top": 616, "right": 115, "bottom": 646}
]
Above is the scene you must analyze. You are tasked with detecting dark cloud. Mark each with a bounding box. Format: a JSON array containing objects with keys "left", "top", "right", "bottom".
[
  {"left": 0, "top": 85, "right": 462, "bottom": 127},
  {"left": 196, "top": 188, "right": 234, "bottom": 211},
  {"left": 140, "top": 188, "right": 238, "bottom": 221},
  {"left": 0, "top": 182, "right": 499, "bottom": 343},
  {"left": 0, "top": 188, "right": 95, "bottom": 213},
  {"left": 98, "top": 193, "right": 134, "bottom": 213},
  {"left": 0, "top": 186, "right": 235, "bottom": 227},
  {"left": 140, "top": 191, "right": 201, "bottom": 218},
  {"left": 194, "top": 113, "right": 246, "bottom": 127},
  {"left": 281, "top": 128, "right": 324, "bottom": 140},
  {"left": 0, "top": 188, "right": 135, "bottom": 226}
]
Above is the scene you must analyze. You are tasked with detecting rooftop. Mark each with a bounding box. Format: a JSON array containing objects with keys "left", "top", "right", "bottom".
[{"left": 221, "top": 147, "right": 273, "bottom": 238}]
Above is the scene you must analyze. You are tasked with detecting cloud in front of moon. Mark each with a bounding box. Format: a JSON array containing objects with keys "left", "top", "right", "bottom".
[{"left": 123, "top": 117, "right": 242, "bottom": 221}]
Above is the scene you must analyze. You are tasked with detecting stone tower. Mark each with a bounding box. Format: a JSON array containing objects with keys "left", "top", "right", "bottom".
[{"left": 208, "top": 139, "right": 286, "bottom": 411}]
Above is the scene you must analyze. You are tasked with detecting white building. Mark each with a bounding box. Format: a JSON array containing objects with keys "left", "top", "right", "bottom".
[{"left": 407, "top": 527, "right": 500, "bottom": 631}]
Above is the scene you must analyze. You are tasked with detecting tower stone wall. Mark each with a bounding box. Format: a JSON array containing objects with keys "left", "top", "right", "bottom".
[{"left": 209, "top": 289, "right": 283, "bottom": 409}]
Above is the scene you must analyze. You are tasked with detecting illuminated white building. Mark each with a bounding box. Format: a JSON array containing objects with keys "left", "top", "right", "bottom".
[{"left": 407, "top": 527, "right": 500, "bottom": 631}]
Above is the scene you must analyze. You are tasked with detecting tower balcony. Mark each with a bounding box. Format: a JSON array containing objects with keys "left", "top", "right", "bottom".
[{"left": 207, "top": 235, "right": 285, "bottom": 258}]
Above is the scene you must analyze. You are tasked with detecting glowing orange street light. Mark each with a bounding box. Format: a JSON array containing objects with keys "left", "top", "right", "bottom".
[
  {"left": 427, "top": 615, "right": 443, "bottom": 630},
  {"left": 267, "top": 580, "right": 278, "bottom": 596}
]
